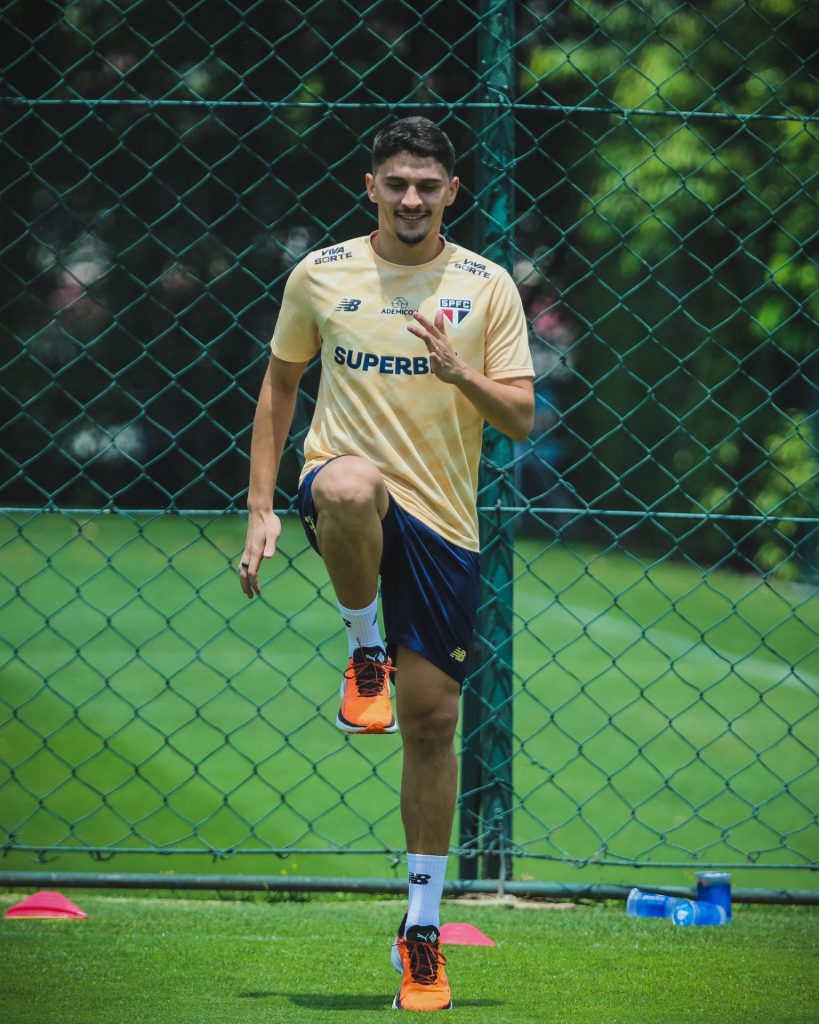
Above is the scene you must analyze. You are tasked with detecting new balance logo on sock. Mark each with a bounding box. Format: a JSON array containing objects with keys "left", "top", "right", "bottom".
[{"left": 408, "top": 872, "right": 431, "bottom": 886}]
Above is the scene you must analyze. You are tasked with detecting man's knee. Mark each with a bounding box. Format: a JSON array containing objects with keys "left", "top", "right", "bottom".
[
  {"left": 399, "top": 692, "right": 460, "bottom": 749},
  {"left": 400, "top": 702, "right": 459, "bottom": 748},
  {"left": 313, "top": 457, "right": 387, "bottom": 517},
  {"left": 396, "top": 648, "right": 461, "bottom": 746}
]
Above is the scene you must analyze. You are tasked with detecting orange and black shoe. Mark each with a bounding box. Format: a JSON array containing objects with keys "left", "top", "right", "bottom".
[
  {"left": 392, "top": 923, "right": 452, "bottom": 1011},
  {"left": 336, "top": 646, "right": 398, "bottom": 734}
]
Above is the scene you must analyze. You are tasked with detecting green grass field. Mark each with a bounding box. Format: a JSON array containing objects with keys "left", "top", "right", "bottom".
[
  {"left": 1, "top": 894, "right": 817, "bottom": 1023},
  {"left": 1, "top": 511, "right": 817, "bottom": 890}
]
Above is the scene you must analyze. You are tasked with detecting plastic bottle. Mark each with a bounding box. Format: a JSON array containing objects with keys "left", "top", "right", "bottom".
[
  {"left": 626, "top": 888, "right": 680, "bottom": 918},
  {"left": 672, "top": 898, "right": 727, "bottom": 926},
  {"left": 696, "top": 871, "right": 732, "bottom": 921}
]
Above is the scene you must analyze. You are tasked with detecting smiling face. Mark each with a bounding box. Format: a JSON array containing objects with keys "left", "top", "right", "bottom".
[{"left": 365, "top": 152, "right": 459, "bottom": 264}]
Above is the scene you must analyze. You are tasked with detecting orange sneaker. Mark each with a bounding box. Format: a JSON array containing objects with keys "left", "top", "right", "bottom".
[
  {"left": 392, "top": 924, "right": 452, "bottom": 1011},
  {"left": 336, "top": 646, "right": 398, "bottom": 734}
]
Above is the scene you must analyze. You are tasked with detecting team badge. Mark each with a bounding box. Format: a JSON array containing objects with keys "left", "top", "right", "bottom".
[{"left": 438, "top": 297, "right": 472, "bottom": 327}]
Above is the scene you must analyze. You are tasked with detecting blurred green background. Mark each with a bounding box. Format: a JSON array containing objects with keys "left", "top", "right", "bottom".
[{"left": 2, "top": 514, "right": 816, "bottom": 890}]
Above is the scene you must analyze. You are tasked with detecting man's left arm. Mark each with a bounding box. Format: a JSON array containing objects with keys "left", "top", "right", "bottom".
[{"left": 408, "top": 310, "right": 535, "bottom": 440}]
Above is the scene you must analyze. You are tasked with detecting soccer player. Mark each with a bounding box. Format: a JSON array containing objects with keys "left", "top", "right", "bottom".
[{"left": 239, "top": 117, "right": 534, "bottom": 1011}]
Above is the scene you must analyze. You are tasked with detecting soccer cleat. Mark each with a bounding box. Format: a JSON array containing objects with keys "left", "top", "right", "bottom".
[
  {"left": 336, "top": 646, "right": 398, "bottom": 734},
  {"left": 392, "top": 923, "right": 452, "bottom": 1011}
]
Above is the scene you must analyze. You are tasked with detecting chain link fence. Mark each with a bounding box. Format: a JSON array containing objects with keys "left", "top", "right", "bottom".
[{"left": 2, "top": 0, "right": 817, "bottom": 893}]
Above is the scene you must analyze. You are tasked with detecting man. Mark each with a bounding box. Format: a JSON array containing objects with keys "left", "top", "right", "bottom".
[{"left": 239, "top": 117, "right": 534, "bottom": 1011}]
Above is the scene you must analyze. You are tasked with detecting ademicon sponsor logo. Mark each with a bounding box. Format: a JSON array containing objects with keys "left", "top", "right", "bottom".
[{"left": 381, "top": 296, "right": 417, "bottom": 316}]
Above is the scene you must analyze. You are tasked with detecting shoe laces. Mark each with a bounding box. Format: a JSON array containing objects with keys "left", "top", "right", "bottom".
[
  {"left": 405, "top": 938, "right": 448, "bottom": 986},
  {"left": 346, "top": 652, "right": 395, "bottom": 698}
]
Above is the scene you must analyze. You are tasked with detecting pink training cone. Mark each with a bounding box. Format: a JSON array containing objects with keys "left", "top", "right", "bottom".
[
  {"left": 439, "top": 922, "right": 495, "bottom": 946},
  {"left": 4, "top": 891, "right": 88, "bottom": 920}
]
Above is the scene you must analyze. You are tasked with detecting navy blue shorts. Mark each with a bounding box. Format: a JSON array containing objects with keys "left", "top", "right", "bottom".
[{"left": 297, "top": 460, "right": 480, "bottom": 686}]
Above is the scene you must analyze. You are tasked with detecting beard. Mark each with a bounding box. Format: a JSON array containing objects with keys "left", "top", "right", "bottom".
[
  {"left": 395, "top": 229, "right": 427, "bottom": 245},
  {"left": 395, "top": 212, "right": 431, "bottom": 245}
]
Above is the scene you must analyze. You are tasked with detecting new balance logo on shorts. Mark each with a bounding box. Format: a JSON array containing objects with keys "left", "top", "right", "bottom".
[
  {"left": 408, "top": 872, "right": 431, "bottom": 886},
  {"left": 334, "top": 298, "right": 362, "bottom": 312}
]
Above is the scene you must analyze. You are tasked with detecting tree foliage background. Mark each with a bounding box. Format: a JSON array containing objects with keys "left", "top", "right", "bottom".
[{"left": 1, "top": 0, "right": 816, "bottom": 576}]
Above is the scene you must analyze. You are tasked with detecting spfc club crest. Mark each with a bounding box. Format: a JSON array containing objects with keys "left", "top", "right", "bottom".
[{"left": 438, "top": 297, "right": 472, "bottom": 327}]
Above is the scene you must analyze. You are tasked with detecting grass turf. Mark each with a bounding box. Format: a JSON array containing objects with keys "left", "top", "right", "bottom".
[{"left": 0, "top": 894, "right": 816, "bottom": 1023}]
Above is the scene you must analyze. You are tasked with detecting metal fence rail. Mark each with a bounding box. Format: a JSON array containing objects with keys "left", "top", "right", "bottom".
[{"left": 1, "top": 0, "right": 817, "bottom": 895}]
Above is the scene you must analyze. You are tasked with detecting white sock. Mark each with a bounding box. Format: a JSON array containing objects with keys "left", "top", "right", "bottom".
[
  {"left": 338, "top": 596, "right": 383, "bottom": 656},
  {"left": 406, "top": 853, "right": 448, "bottom": 930}
]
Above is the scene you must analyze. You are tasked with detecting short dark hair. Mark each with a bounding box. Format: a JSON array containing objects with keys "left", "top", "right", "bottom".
[{"left": 371, "top": 117, "right": 456, "bottom": 178}]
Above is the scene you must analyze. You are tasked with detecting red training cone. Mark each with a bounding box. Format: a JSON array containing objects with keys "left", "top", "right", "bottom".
[
  {"left": 439, "top": 922, "right": 495, "bottom": 946},
  {"left": 4, "top": 891, "right": 88, "bottom": 920}
]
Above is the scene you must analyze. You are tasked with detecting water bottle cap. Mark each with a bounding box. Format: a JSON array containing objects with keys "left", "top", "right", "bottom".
[
  {"left": 697, "top": 871, "right": 731, "bottom": 884},
  {"left": 673, "top": 899, "right": 696, "bottom": 925}
]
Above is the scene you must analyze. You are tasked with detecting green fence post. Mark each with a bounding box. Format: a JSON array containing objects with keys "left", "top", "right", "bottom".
[{"left": 459, "top": 0, "right": 516, "bottom": 884}]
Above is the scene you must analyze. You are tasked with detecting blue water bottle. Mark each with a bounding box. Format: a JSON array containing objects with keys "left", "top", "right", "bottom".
[
  {"left": 697, "top": 871, "right": 732, "bottom": 921},
  {"left": 626, "top": 888, "right": 680, "bottom": 918},
  {"left": 672, "top": 899, "right": 727, "bottom": 926}
]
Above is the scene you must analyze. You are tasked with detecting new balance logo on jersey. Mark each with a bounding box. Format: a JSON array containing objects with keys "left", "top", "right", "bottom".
[
  {"left": 335, "top": 298, "right": 362, "bottom": 312},
  {"left": 439, "top": 297, "right": 472, "bottom": 327},
  {"left": 409, "top": 872, "right": 432, "bottom": 886},
  {"left": 450, "top": 647, "right": 467, "bottom": 663}
]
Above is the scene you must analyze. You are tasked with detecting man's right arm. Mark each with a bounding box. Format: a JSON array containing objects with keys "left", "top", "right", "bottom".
[{"left": 240, "top": 353, "right": 309, "bottom": 598}]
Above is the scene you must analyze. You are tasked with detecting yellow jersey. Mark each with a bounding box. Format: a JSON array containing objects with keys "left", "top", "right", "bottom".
[{"left": 271, "top": 233, "right": 533, "bottom": 551}]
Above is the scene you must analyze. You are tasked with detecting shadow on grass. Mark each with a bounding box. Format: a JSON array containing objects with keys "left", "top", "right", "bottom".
[{"left": 239, "top": 992, "right": 502, "bottom": 1010}]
